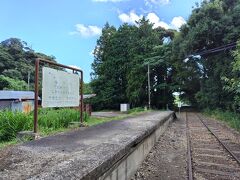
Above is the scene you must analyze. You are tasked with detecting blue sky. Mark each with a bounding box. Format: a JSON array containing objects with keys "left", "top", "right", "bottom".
[{"left": 0, "top": 0, "right": 201, "bottom": 82}]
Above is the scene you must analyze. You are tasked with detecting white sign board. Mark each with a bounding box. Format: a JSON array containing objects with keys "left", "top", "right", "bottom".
[{"left": 42, "top": 67, "right": 80, "bottom": 108}]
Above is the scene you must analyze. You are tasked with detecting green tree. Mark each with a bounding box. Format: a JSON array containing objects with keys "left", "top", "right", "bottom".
[
  {"left": 0, "top": 75, "right": 27, "bottom": 90},
  {"left": 90, "top": 19, "right": 175, "bottom": 109},
  {"left": 171, "top": 0, "right": 240, "bottom": 109},
  {"left": 0, "top": 38, "right": 57, "bottom": 91},
  {"left": 222, "top": 40, "right": 240, "bottom": 110},
  {"left": 91, "top": 23, "right": 118, "bottom": 109}
]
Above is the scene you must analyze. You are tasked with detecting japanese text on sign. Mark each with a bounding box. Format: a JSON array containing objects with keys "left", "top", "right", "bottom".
[{"left": 42, "top": 67, "right": 80, "bottom": 107}]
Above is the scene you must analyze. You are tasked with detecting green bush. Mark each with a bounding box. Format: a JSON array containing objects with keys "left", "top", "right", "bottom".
[
  {"left": 0, "top": 108, "right": 88, "bottom": 142},
  {"left": 127, "top": 107, "right": 145, "bottom": 113},
  {"left": 204, "top": 109, "right": 240, "bottom": 131},
  {"left": 0, "top": 111, "right": 32, "bottom": 141}
]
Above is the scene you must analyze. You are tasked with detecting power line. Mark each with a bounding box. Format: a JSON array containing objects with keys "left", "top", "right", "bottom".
[{"left": 190, "top": 42, "right": 237, "bottom": 57}]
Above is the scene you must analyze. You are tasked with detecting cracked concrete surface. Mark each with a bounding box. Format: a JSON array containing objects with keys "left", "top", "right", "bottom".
[{"left": 0, "top": 111, "right": 173, "bottom": 180}]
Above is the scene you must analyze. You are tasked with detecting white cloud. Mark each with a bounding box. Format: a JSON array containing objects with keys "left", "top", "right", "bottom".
[
  {"left": 118, "top": 11, "right": 186, "bottom": 31},
  {"left": 70, "top": 24, "right": 102, "bottom": 37},
  {"left": 145, "top": 0, "right": 170, "bottom": 6},
  {"left": 146, "top": 12, "right": 170, "bottom": 29},
  {"left": 89, "top": 49, "right": 94, "bottom": 56},
  {"left": 118, "top": 11, "right": 143, "bottom": 25},
  {"left": 93, "top": 0, "right": 127, "bottom": 1},
  {"left": 65, "top": 65, "right": 82, "bottom": 73},
  {"left": 69, "top": 65, "right": 81, "bottom": 70},
  {"left": 171, "top": 16, "right": 186, "bottom": 30}
]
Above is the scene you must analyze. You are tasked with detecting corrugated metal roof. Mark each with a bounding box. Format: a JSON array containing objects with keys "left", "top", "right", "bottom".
[
  {"left": 0, "top": 91, "right": 93, "bottom": 100},
  {"left": 0, "top": 90, "right": 36, "bottom": 100}
]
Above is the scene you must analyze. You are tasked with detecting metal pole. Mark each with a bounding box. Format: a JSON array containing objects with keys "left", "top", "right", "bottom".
[
  {"left": 80, "top": 71, "right": 83, "bottom": 124},
  {"left": 27, "top": 71, "right": 30, "bottom": 91},
  {"left": 148, "top": 63, "right": 151, "bottom": 109},
  {"left": 34, "top": 59, "right": 39, "bottom": 133}
]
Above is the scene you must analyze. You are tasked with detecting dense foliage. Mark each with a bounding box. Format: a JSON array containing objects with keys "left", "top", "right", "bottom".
[
  {"left": 0, "top": 38, "right": 56, "bottom": 90},
  {"left": 0, "top": 38, "right": 92, "bottom": 93},
  {"left": 173, "top": 0, "right": 240, "bottom": 110},
  {"left": 222, "top": 40, "right": 240, "bottom": 110},
  {"left": 90, "top": 0, "right": 240, "bottom": 111},
  {"left": 0, "top": 108, "right": 83, "bottom": 141},
  {"left": 204, "top": 108, "right": 240, "bottom": 131},
  {"left": 91, "top": 21, "right": 175, "bottom": 110}
]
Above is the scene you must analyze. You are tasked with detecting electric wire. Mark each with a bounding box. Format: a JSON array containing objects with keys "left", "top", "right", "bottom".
[{"left": 188, "top": 42, "right": 237, "bottom": 58}]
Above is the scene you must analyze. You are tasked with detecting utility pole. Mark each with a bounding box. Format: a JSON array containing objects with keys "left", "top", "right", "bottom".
[
  {"left": 27, "top": 71, "right": 30, "bottom": 91},
  {"left": 148, "top": 63, "right": 151, "bottom": 109}
]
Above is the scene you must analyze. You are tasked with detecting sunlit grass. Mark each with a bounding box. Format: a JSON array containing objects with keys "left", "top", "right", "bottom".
[
  {"left": 204, "top": 109, "right": 240, "bottom": 132},
  {"left": 0, "top": 108, "right": 149, "bottom": 149}
]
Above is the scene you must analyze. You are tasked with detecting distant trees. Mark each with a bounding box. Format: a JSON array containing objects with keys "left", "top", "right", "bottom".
[
  {"left": 0, "top": 38, "right": 95, "bottom": 95},
  {"left": 0, "top": 38, "right": 56, "bottom": 91},
  {"left": 0, "top": 75, "right": 27, "bottom": 90}
]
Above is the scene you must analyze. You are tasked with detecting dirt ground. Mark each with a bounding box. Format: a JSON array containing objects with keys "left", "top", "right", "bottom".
[{"left": 132, "top": 113, "right": 187, "bottom": 180}]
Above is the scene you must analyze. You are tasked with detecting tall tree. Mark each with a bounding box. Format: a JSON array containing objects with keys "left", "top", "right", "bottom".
[{"left": 171, "top": 0, "right": 240, "bottom": 109}]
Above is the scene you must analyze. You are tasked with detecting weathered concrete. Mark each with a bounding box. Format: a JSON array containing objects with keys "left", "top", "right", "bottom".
[
  {"left": 0, "top": 111, "right": 175, "bottom": 180},
  {"left": 91, "top": 111, "right": 124, "bottom": 118},
  {"left": 17, "top": 131, "right": 40, "bottom": 141}
]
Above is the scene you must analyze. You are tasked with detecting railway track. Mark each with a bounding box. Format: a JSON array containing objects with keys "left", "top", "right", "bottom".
[{"left": 186, "top": 112, "right": 240, "bottom": 180}]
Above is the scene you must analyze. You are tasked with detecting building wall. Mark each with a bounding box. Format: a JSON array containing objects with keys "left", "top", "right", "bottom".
[
  {"left": 22, "top": 101, "right": 34, "bottom": 113},
  {"left": 0, "top": 101, "right": 12, "bottom": 110},
  {"left": 0, "top": 100, "right": 34, "bottom": 113},
  {"left": 11, "top": 100, "right": 34, "bottom": 113}
]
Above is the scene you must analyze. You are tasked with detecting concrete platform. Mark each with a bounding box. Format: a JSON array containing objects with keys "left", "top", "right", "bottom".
[
  {"left": 91, "top": 111, "right": 124, "bottom": 118},
  {"left": 0, "top": 111, "right": 175, "bottom": 180}
]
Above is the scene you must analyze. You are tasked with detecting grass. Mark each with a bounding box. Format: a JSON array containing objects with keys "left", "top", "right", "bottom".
[
  {"left": 203, "top": 109, "right": 240, "bottom": 132},
  {"left": 85, "top": 109, "right": 149, "bottom": 126},
  {"left": 0, "top": 139, "right": 18, "bottom": 149},
  {"left": 0, "top": 107, "right": 148, "bottom": 149},
  {"left": 0, "top": 108, "right": 84, "bottom": 142}
]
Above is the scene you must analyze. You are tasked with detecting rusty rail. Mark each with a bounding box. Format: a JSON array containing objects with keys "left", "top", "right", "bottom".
[
  {"left": 196, "top": 114, "right": 240, "bottom": 166},
  {"left": 34, "top": 58, "right": 84, "bottom": 133},
  {"left": 186, "top": 112, "right": 193, "bottom": 180}
]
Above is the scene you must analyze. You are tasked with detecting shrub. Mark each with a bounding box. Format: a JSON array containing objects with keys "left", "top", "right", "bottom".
[
  {"left": 0, "top": 108, "right": 88, "bottom": 142},
  {"left": 0, "top": 111, "right": 32, "bottom": 141},
  {"left": 204, "top": 109, "right": 240, "bottom": 131}
]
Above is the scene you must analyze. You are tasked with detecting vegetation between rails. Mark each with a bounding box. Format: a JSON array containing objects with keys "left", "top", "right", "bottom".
[
  {"left": 0, "top": 107, "right": 148, "bottom": 149},
  {"left": 204, "top": 109, "right": 240, "bottom": 132}
]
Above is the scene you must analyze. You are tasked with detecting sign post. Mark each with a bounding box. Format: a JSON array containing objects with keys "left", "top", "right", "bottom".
[
  {"left": 178, "top": 101, "right": 182, "bottom": 114},
  {"left": 34, "top": 58, "right": 83, "bottom": 133}
]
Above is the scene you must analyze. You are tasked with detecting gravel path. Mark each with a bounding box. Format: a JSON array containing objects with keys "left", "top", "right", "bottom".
[{"left": 132, "top": 113, "right": 187, "bottom": 180}]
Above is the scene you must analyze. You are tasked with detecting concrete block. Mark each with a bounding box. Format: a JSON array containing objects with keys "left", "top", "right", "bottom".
[
  {"left": 117, "top": 160, "right": 127, "bottom": 180},
  {"left": 126, "top": 144, "right": 144, "bottom": 178},
  {"left": 110, "top": 169, "right": 118, "bottom": 180}
]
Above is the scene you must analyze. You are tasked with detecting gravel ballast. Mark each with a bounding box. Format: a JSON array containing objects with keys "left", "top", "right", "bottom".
[{"left": 132, "top": 113, "right": 187, "bottom": 180}]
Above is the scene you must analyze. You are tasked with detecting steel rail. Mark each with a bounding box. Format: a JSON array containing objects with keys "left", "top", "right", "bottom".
[
  {"left": 186, "top": 112, "right": 193, "bottom": 180},
  {"left": 196, "top": 113, "right": 240, "bottom": 166}
]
